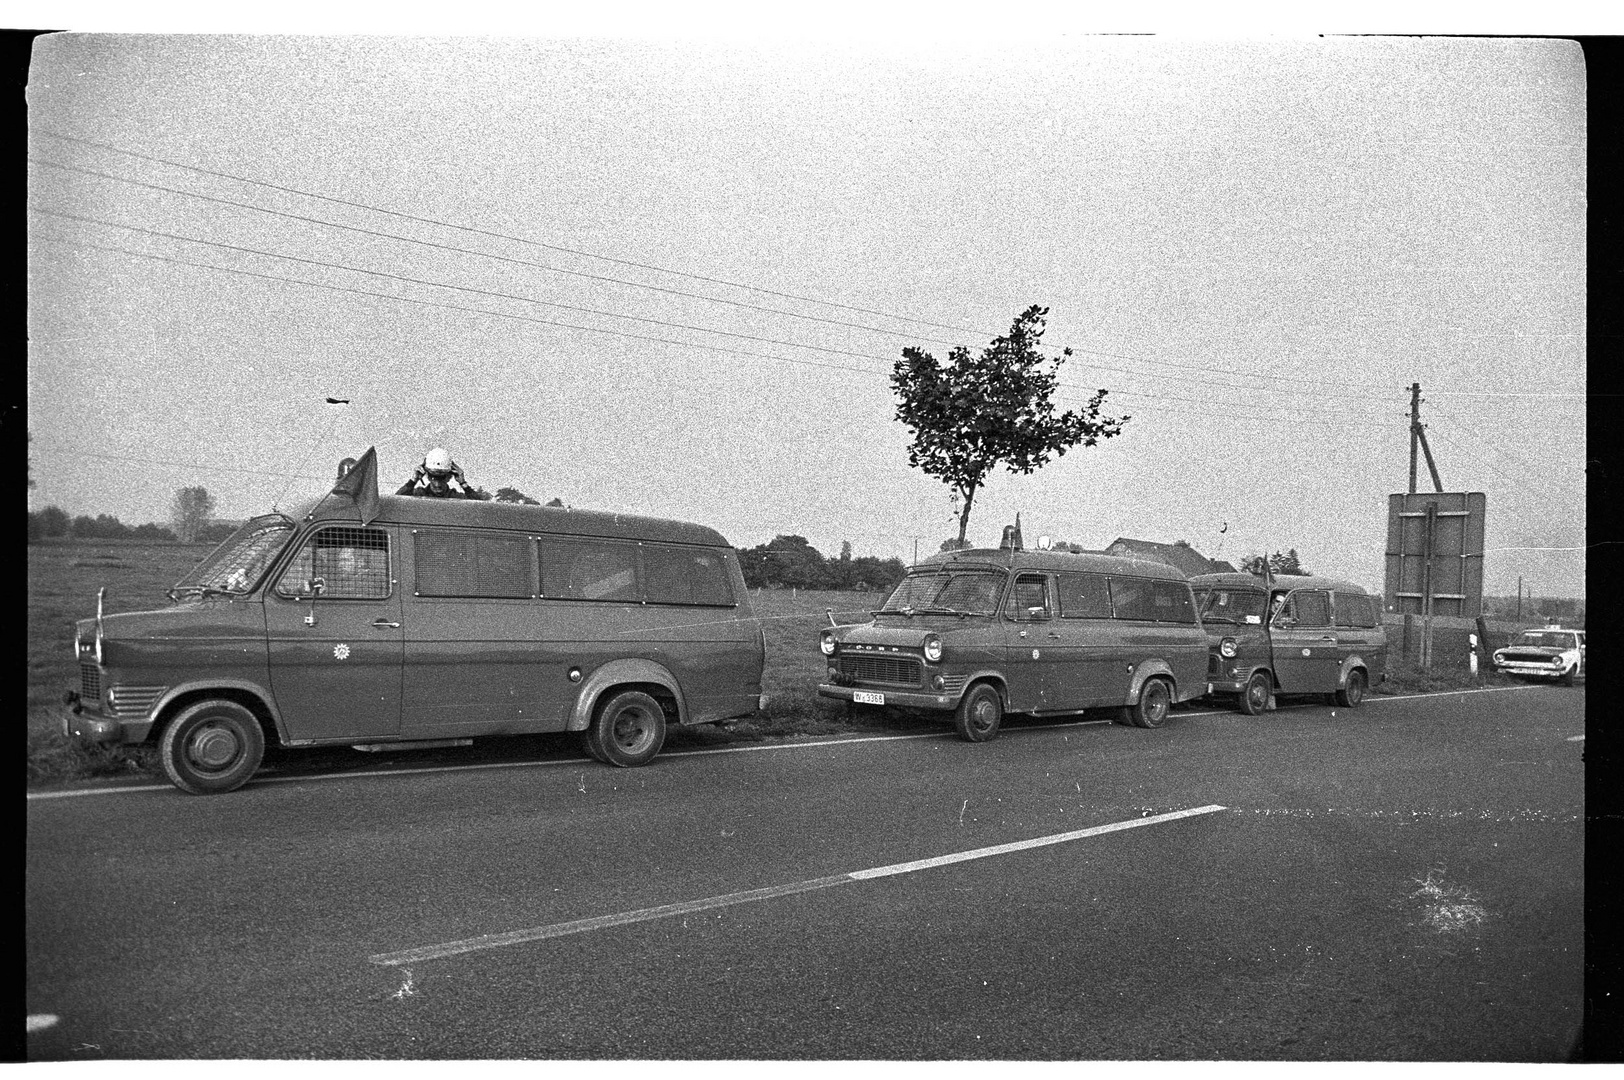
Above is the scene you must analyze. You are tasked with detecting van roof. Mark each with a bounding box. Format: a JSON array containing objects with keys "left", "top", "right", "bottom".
[
  {"left": 304, "top": 493, "right": 732, "bottom": 547},
  {"left": 918, "top": 547, "right": 1189, "bottom": 581},
  {"left": 1188, "top": 571, "right": 1370, "bottom": 594}
]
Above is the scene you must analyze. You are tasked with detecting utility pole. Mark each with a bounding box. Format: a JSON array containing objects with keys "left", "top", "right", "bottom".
[
  {"left": 1517, "top": 576, "right": 1523, "bottom": 621},
  {"left": 1408, "top": 382, "right": 1444, "bottom": 494}
]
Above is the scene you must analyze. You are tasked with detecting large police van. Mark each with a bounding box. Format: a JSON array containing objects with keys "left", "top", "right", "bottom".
[
  {"left": 817, "top": 539, "right": 1209, "bottom": 742},
  {"left": 62, "top": 451, "right": 766, "bottom": 793}
]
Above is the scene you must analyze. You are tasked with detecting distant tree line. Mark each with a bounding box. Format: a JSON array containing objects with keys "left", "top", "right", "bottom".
[
  {"left": 1239, "top": 549, "right": 1311, "bottom": 576},
  {"left": 28, "top": 506, "right": 238, "bottom": 544},
  {"left": 738, "top": 535, "right": 907, "bottom": 592}
]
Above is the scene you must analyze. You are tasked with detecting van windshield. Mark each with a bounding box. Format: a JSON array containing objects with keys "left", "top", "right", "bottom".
[
  {"left": 1196, "top": 587, "right": 1267, "bottom": 624},
  {"left": 881, "top": 568, "right": 1007, "bottom": 615},
  {"left": 170, "top": 513, "right": 297, "bottom": 599}
]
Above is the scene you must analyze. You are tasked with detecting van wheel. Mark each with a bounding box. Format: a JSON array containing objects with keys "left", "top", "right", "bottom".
[
  {"left": 1560, "top": 666, "right": 1576, "bottom": 687},
  {"left": 591, "top": 690, "right": 667, "bottom": 767},
  {"left": 579, "top": 729, "right": 605, "bottom": 763},
  {"left": 1238, "top": 671, "right": 1271, "bottom": 716},
  {"left": 1335, "top": 670, "right": 1367, "bottom": 708},
  {"left": 1129, "top": 678, "right": 1172, "bottom": 729},
  {"left": 954, "top": 684, "right": 1003, "bottom": 743},
  {"left": 159, "top": 699, "right": 265, "bottom": 795}
]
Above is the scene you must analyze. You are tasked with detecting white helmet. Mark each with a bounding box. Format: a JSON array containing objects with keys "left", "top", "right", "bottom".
[{"left": 423, "top": 447, "right": 454, "bottom": 476}]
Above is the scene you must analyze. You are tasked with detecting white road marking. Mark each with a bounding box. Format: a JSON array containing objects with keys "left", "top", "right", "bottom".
[
  {"left": 1567, "top": 735, "right": 1585, "bottom": 742},
  {"left": 26, "top": 1014, "right": 59, "bottom": 1033},
  {"left": 26, "top": 683, "right": 1546, "bottom": 802},
  {"left": 369, "top": 804, "right": 1227, "bottom": 967}
]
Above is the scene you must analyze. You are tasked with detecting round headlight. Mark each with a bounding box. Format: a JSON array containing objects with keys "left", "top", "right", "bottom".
[
  {"left": 820, "top": 632, "right": 836, "bottom": 657},
  {"left": 1219, "top": 637, "right": 1237, "bottom": 659},
  {"left": 923, "top": 634, "right": 943, "bottom": 662}
]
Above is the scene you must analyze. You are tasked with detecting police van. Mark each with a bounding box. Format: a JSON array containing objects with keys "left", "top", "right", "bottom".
[
  {"left": 1189, "top": 572, "right": 1386, "bottom": 713},
  {"left": 817, "top": 533, "right": 1209, "bottom": 742},
  {"left": 61, "top": 450, "right": 766, "bottom": 793}
]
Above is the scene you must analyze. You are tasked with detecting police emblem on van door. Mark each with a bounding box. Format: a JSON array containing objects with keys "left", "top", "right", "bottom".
[{"left": 333, "top": 643, "right": 351, "bottom": 660}]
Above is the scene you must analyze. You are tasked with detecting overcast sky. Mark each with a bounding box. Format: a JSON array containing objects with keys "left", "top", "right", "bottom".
[{"left": 25, "top": 33, "right": 1587, "bottom": 597}]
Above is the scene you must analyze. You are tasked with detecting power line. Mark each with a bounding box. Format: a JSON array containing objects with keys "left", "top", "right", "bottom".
[
  {"left": 31, "top": 131, "right": 1431, "bottom": 401},
  {"left": 36, "top": 228, "right": 1405, "bottom": 435},
  {"left": 32, "top": 204, "right": 1408, "bottom": 421}
]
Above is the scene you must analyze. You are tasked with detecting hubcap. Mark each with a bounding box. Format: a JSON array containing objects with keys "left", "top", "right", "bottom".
[
  {"left": 190, "top": 723, "right": 240, "bottom": 770},
  {"left": 972, "top": 698, "right": 997, "bottom": 731},
  {"left": 613, "top": 708, "right": 651, "bottom": 750},
  {"left": 1248, "top": 680, "right": 1268, "bottom": 709}
]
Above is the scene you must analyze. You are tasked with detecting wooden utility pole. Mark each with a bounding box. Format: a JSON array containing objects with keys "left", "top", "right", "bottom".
[{"left": 1408, "top": 382, "right": 1444, "bottom": 494}]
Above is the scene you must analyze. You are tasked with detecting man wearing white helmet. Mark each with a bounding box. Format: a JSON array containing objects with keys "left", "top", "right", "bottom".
[{"left": 397, "top": 447, "right": 474, "bottom": 498}]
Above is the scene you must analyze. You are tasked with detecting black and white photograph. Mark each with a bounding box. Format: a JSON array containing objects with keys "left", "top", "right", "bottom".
[{"left": 24, "top": 12, "right": 1598, "bottom": 1065}]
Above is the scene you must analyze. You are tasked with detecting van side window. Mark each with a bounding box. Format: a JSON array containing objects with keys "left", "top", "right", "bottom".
[
  {"left": 1057, "top": 572, "right": 1112, "bottom": 618},
  {"left": 1108, "top": 577, "right": 1156, "bottom": 621},
  {"left": 1333, "top": 591, "right": 1376, "bottom": 628},
  {"left": 539, "top": 537, "right": 640, "bottom": 602},
  {"left": 275, "top": 527, "right": 390, "bottom": 599},
  {"left": 1149, "top": 580, "right": 1197, "bottom": 624},
  {"left": 643, "top": 544, "right": 735, "bottom": 606},
  {"left": 415, "top": 530, "right": 534, "bottom": 598},
  {"left": 1279, "top": 590, "right": 1331, "bottom": 627},
  {"left": 1005, "top": 574, "right": 1051, "bottom": 620}
]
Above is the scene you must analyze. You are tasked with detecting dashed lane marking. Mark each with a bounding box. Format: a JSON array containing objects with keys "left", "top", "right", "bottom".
[
  {"left": 368, "top": 803, "right": 1227, "bottom": 966},
  {"left": 27, "top": 682, "right": 1547, "bottom": 802}
]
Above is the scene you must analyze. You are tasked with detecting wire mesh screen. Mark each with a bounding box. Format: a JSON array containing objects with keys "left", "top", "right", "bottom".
[
  {"left": 539, "top": 537, "right": 640, "bottom": 602},
  {"left": 415, "top": 530, "right": 534, "bottom": 598},
  {"left": 275, "top": 527, "right": 391, "bottom": 599},
  {"left": 642, "top": 544, "right": 734, "bottom": 606}
]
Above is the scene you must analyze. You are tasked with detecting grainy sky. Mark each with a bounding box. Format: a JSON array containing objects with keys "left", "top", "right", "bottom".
[{"left": 25, "top": 31, "right": 1587, "bottom": 597}]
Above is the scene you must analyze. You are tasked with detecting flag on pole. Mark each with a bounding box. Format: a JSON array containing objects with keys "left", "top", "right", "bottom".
[{"left": 331, "top": 446, "right": 380, "bottom": 525}]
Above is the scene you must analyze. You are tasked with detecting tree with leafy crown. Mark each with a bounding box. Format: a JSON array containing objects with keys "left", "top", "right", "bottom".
[{"left": 891, "top": 305, "right": 1127, "bottom": 549}]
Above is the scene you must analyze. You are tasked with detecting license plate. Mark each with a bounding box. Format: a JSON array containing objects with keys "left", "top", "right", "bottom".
[{"left": 853, "top": 691, "right": 885, "bottom": 705}]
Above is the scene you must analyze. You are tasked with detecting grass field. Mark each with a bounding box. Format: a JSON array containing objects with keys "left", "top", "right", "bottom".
[{"left": 26, "top": 540, "right": 1504, "bottom": 789}]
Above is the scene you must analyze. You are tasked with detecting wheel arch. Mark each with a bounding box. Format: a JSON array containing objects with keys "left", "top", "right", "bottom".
[
  {"left": 568, "top": 658, "right": 686, "bottom": 732},
  {"left": 149, "top": 682, "right": 282, "bottom": 747},
  {"left": 1126, "top": 660, "right": 1178, "bottom": 704},
  {"left": 1337, "top": 656, "right": 1370, "bottom": 687}
]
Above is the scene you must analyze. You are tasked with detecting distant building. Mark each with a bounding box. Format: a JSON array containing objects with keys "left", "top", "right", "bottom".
[{"left": 1102, "top": 538, "right": 1236, "bottom": 578}]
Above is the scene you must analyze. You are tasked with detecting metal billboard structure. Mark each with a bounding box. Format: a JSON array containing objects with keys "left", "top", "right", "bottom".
[{"left": 1383, "top": 491, "right": 1487, "bottom": 619}]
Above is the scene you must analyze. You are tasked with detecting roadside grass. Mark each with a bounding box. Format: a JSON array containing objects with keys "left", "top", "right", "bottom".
[{"left": 1377, "top": 660, "right": 1519, "bottom": 696}]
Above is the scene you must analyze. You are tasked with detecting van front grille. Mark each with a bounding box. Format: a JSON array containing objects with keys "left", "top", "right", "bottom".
[
  {"left": 838, "top": 655, "right": 921, "bottom": 688},
  {"left": 80, "top": 664, "right": 101, "bottom": 703},
  {"left": 108, "top": 685, "right": 167, "bottom": 717}
]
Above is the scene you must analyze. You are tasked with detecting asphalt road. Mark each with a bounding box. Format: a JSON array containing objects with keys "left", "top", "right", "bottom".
[{"left": 26, "top": 684, "right": 1585, "bottom": 1061}]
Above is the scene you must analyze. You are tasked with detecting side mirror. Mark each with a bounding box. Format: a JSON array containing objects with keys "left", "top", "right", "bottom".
[
  {"left": 1244, "top": 615, "right": 1262, "bottom": 625},
  {"left": 1027, "top": 606, "right": 1051, "bottom": 621}
]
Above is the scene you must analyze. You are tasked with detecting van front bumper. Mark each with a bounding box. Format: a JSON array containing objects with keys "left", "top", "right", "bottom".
[
  {"left": 58, "top": 691, "right": 151, "bottom": 745},
  {"left": 817, "top": 683, "right": 960, "bottom": 711}
]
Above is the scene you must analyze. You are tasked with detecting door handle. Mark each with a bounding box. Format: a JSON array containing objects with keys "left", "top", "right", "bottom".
[
  {"left": 1048, "top": 632, "right": 1062, "bottom": 639},
  {"left": 372, "top": 618, "right": 401, "bottom": 629},
  {"left": 1319, "top": 635, "right": 1336, "bottom": 642}
]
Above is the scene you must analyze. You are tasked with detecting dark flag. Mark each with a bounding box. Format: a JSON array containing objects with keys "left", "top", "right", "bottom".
[{"left": 331, "top": 446, "right": 380, "bottom": 525}]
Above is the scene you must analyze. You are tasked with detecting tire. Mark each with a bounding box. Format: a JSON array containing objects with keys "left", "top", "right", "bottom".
[
  {"left": 954, "top": 683, "right": 1003, "bottom": 743},
  {"left": 159, "top": 699, "right": 265, "bottom": 795},
  {"left": 1560, "top": 666, "right": 1576, "bottom": 687},
  {"left": 579, "top": 729, "right": 605, "bottom": 763},
  {"left": 1335, "top": 670, "right": 1367, "bottom": 708},
  {"left": 1238, "top": 671, "right": 1271, "bottom": 716},
  {"left": 590, "top": 690, "right": 667, "bottom": 767},
  {"left": 1129, "top": 678, "right": 1172, "bottom": 729}
]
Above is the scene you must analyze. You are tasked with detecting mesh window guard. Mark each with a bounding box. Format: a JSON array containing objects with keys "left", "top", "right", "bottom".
[
  {"left": 415, "top": 531, "right": 534, "bottom": 598},
  {"left": 276, "top": 527, "right": 391, "bottom": 599}
]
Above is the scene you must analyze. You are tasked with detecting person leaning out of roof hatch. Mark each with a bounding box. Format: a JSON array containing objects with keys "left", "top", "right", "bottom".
[{"left": 396, "top": 447, "right": 474, "bottom": 499}]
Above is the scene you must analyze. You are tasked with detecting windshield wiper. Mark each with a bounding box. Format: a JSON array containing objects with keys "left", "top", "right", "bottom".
[{"left": 172, "top": 585, "right": 234, "bottom": 601}]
